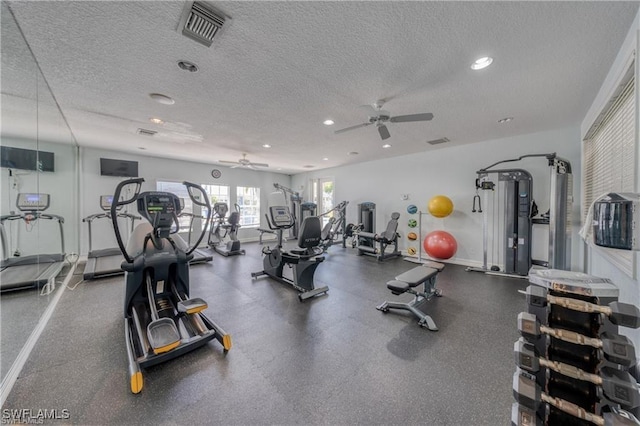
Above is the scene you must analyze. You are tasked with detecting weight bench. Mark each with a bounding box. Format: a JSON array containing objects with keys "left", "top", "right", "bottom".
[{"left": 376, "top": 261, "right": 445, "bottom": 330}]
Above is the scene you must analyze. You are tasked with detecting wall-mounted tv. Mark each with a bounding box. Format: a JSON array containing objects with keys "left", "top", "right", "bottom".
[
  {"left": 1, "top": 146, "right": 55, "bottom": 172},
  {"left": 100, "top": 158, "right": 139, "bottom": 177}
]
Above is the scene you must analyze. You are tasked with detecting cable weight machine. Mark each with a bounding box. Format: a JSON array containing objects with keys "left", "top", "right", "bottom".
[
  {"left": 467, "top": 153, "right": 572, "bottom": 277},
  {"left": 273, "top": 183, "right": 316, "bottom": 239}
]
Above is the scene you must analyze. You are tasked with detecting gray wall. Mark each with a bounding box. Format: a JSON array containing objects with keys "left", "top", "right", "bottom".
[
  {"left": 79, "top": 147, "right": 292, "bottom": 255},
  {"left": 292, "top": 125, "right": 583, "bottom": 271}
]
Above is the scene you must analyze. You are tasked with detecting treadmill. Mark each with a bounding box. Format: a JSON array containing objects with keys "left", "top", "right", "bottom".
[
  {"left": 0, "top": 193, "right": 65, "bottom": 293},
  {"left": 83, "top": 195, "right": 139, "bottom": 280},
  {"left": 178, "top": 199, "right": 212, "bottom": 265}
]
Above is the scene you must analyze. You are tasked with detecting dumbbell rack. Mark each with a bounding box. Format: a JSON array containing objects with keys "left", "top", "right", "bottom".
[{"left": 512, "top": 268, "right": 639, "bottom": 425}]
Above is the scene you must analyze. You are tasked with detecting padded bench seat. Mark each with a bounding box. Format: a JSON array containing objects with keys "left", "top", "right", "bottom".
[
  {"left": 395, "top": 266, "right": 439, "bottom": 286},
  {"left": 378, "top": 263, "right": 445, "bottom": 331}
]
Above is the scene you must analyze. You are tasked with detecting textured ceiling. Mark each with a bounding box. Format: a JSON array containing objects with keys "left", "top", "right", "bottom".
[{"left": 3, "top": 1, "right": 639, "bottom": 174}]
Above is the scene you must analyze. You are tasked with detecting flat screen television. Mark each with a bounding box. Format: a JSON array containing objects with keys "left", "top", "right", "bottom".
[
  {"left": 100, "top": 158, "right": 139, "bottom": 177},
  {"left": 1, "top": 146, "right": 55, "bottom": 172}
]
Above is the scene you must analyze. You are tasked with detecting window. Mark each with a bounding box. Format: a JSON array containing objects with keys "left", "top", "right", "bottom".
[
  {"left": 156, "top": 180, "right": 192, "bottom": 230},
  {"left": 201, "top": 184, "right": 230, "bottom": 230},
  {"left": 236, "top": 186, "right": 260, "bottom": 227},
  {"left": 582, "top": 63, "right": 635, "bottom": 276},
  {"left": 311, "top": 178, "right": 334, "bottom": 226}
]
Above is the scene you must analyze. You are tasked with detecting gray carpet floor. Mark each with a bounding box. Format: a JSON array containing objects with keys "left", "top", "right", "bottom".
[{"left": 3, "top": 241, "right": 527, "bottom": 425}]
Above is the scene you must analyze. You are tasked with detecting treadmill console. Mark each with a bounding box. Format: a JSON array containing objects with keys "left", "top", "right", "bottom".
[
  {"left": 16, "top": 193, "right": 50, "bottom": 211},
  {"left": 100, "top": 195, "right": 123, "bottom": 212},
  {"left": 269, "top": 206, "right": 293, "bottom": 227}
]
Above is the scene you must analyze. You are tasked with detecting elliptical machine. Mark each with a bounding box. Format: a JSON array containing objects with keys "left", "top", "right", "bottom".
[
  {"left": 251, "top": 205, "right": 328, "bottom": 301},
  {"left": 111, "top": 178, "right": 232, "bottom": 394},
  {"left": 208, "top": 202, "right": 245, "bottom": 256}
]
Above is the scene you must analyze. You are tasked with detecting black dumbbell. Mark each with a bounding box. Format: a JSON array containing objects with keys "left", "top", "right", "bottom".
[
  {"left": 517, "top": 312, "right": 636, "bottom": 367},
  {"left": 513, "top": 371, "right": 640, "bottom": 426},
  {"left": 525, "top": 286, "right": 640, "bottom": 328},
  {"left": 514, "top": 339, "right": 640, "bottom": 408}
]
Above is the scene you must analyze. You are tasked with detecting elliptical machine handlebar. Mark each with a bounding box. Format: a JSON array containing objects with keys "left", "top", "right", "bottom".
[
  {"left": 111, "top": 178, "right": 144, "bottom": 264},
  {"left": 181, "top": 181, "right": 211, "bottom": 257}
]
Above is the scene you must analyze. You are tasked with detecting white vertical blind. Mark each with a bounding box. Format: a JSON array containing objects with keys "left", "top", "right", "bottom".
[{"left": 582, "top": 64, "right": 636, "bottom": 275}]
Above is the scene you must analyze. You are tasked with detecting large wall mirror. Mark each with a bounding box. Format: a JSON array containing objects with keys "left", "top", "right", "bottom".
[{"left": 1, "top": 2, "right": 79, "bottom": 383}]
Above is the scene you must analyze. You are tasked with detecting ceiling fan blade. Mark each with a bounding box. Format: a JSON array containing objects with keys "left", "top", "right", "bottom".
[
  {"left": 250, "top": 162, "right": 269, "bottom": 168},
  {"left": 390, "top": 113, "right": 434, "bottom": 123},
  {"left": 334, "top": 122, "right": 372, "bottom": 134},
  {"left": 220, "top": 160, "right": 240, "bottom": 164},
  {"left": 378, "top": 125, "right": 391, "bottom": 140}
]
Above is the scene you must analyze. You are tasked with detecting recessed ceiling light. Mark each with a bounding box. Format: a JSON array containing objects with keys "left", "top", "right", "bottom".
[
  {"left": 276, "top": 168, "right": 282, "bottom": 171},
  {"left": 322, "top": 157, "right": 329, "bottom": 161},
  {"left": 303, "top": 165, "right": 315, "bottom": 169},
  {"left": 178, "top": 60, "right": 198, "bottom": 72},
  {"left": 471, "top": 56, "right": 493, "bottom": 70},
  {"left": 498, "top": 117, "right": 514, "bottom": 123},
  {"left": 323, "top": 119, "right": 334, "bottom": 126},
  {"left": 382, "top": 144, "right": 392, "bottom": 149},
  {"left": 150, "top": 117, "right": 164, "bottom": 124},
  {"left": 348, "top": 151, "right": 359, "bottom": 155},
  {"left": 138, "top": 147, "right": 146, "bottom": 150},
  {"left": 262, "top": 144, "right": 272, "bottom": 148},
  {"left": 149, "top": 93, "right": 175, "bottom": 105}
]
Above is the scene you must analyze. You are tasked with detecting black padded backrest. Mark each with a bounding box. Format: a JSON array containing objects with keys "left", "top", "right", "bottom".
[
  {"left": 213, "top": 202, "right": 228, "bottom": 218},
  {"left": 228, "top": 211, "right": 240, "bottom": 226},
  {"left": 380, "top": 212, "right": 400, "bottom": 240},
  {"left": 298, "top": 216, "right": 321, "bottom": 249}
]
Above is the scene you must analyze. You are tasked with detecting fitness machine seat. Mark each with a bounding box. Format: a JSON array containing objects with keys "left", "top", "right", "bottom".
[
  {"left": 289, "top": 216, "right": 324, "bottom": 258},
  {"left": 377, "top": 262, "right": 445, "bottom": 330},
  {"left": 252, "top": 207, "right": 328, "bottom": 301},
  {"left": 357, "top": 212, "right": 401, "bottom": 261}
]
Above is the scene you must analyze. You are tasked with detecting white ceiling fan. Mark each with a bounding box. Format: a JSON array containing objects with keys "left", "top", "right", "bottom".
[
  {"left": 219, "top": 153, "right": 269, "bottom": 170},
  {"left": 334, "top": 100, "right": 434, "bottom": 140}
]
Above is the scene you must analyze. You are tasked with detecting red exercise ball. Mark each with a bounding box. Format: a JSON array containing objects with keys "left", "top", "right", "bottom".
[{"left": 423, "top": 230, "right": 457, "bottom": 260}]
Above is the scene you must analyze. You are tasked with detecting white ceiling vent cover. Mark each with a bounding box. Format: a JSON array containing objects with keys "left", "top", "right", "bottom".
[
  {"left": 427, "top": 137, "right": 450, "bottom": 145},
  {"left": 137, "top": 128, "right": 158, "bottom": 136},
  {"left": 180, "top": 1, "right": 226, "bottom": 47}
]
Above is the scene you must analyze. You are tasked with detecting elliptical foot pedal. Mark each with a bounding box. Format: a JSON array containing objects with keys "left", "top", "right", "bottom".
[
  {"left": 147, "top": 318, "right": 181, "bottom": 354},
  {"left": 178, "top": 298, "right": 208, "bottom": 314}
]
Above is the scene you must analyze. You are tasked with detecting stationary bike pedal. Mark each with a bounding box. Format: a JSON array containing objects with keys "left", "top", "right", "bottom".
[
  {"left": 435, "top": 289, "right": 443, "bottom": 297},
  {"left": 177, "top": 297, "right": 208, "bottom": 314}
]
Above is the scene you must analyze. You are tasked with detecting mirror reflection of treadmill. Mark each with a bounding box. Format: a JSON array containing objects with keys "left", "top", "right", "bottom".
[
  {"left": 0, "top": 193, "right": 65, "bottom": 292},
  {"left": 177, "top": 198, "right": 212, "bottom": 265},
  {"left": 83, "top": 195, "right": 140, "bottom": 280}
]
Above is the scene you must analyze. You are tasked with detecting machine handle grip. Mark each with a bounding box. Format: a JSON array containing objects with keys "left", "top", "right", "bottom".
[{"left": 111, "top": 178, "right": 144, "bottom": 264}]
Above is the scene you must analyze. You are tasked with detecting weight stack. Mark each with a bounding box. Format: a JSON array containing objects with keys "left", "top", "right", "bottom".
[{"left": 511, "top": 268, "right": 640, "bottom": 426}]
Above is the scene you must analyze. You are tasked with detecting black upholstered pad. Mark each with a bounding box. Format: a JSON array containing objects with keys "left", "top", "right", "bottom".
[
  {"left": 386, "top": 280, "right": 410, "bottom": 293},
  {"left": 395, "top": 266, "right": 438, "bottom": 286}
]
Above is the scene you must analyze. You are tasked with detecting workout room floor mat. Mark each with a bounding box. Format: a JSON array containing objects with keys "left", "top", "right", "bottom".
[{"left": 3, "top": 242, "right": 526, "bottom": 424}]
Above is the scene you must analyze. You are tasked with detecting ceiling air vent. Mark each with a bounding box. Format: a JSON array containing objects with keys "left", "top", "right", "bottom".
[
  {"left": 427, "top": 137, "right": 450, "bottom": 145},
  {"left": 137, "top": 128, "right": 158, "bottom": 137},
  {"left": 180, "top": 1, "right": 226, "bottom": 47}
]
